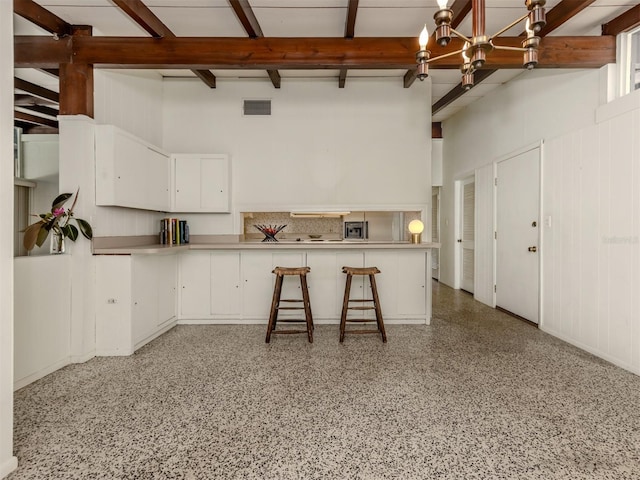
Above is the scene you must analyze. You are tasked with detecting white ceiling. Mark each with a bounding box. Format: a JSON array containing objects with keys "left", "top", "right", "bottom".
[{"left": 13, "top": 0, "right": 638, "bottom": 122}]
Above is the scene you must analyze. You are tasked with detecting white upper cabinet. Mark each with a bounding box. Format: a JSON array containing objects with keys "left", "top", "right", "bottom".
[
  {"left": 172, "top": 154, "right": 230, "bottom": 213},
  {"left": 95, "top": 125, "right": 171, "bottom": 212}
]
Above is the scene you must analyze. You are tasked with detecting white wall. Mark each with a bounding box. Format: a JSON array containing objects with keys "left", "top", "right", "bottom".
[
  {"left": 441, "top": 67, "right": 640, "bottom": 375},
  {"left": 162, "top": 78, "right": 432, "bottom": 234},
  {"left": 440, "top": 69, "right": 603, "bottom": 288},
  {"left": 1, "top": 1, "right": 18, "bottom": 478},
  {"left": 542, "top": 90, "right": 640, "bottom": 374}
]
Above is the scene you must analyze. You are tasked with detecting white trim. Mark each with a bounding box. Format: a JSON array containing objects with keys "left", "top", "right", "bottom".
[
  {"left": 14, "top": 357, "right": 72, "bottom": 391},
  {"left": 0, "top": 458, "right": 18, "bottom": 479},
  {"left": 596, "top": 87, "right": 640, "bottom": 124}
]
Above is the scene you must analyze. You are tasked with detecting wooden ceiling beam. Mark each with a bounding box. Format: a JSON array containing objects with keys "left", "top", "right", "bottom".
[
  {"left": 113, "top": 0, "right": 217, "bottom": 88},
  {"left": 15, "top": 94, "right": 57, "bottom": 107},
  {"left": 404, "top": 0, "right": 472, "bottom": 88},
  {"left": 602, "top": 4, "right": 640, "bottom": 36},
  {"left": 14, "top": 110, "right": 59, "bottom": 129},
  {"left": 228, "top": 0, "right": 281, "bottom": 89},
  {"left": 18, "top": 104, "right": 59, "bottom": 117},
  {"left": 38, "top": 68, "right": 60, "bottom": 78},
  {"left": 14, "top": 0, "right": 72, "bottom": 36},
  {"left": 433, "top": 0, "right": 599, "bottom": 114},
  {"left": 14, "top": 35, "right": 615, "bottom": 70},
  {"left": 14, "top": 77, "right": 59, "bottom": 103},
  {"left": 537, "top": 0, "right": 596, "bottom": 37},
  {"left": 340, "top": 0, "right": 360, "bottom": 88}
]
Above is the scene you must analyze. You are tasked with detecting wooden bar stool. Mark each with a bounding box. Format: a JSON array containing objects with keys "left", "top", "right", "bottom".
[
  {"left": 265, "top": 266, "right": 314, "bottom": 343},
  {"left": 340, "top": 266, "right": 387, "bottom": 343}
]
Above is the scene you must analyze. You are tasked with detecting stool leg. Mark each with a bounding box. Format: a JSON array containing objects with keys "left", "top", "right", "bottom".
[
  {"left": 300, "top": 274, "right": 313, "bottom": 343},
  {"left": 340, "top": 273, "right": 353, "bottom": 342},
  {"left": 370, "top": 274, "right": 387, "bottom": 343},
  {"left": 266, "top": 274, "right": 283, "bottom": 343}
]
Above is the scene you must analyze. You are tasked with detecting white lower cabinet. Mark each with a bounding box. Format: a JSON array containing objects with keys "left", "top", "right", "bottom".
[
  {"left": 179, "top": 251, "right": 212, "bottom": 318},
  {"left": 176, "top": 249, "right": 428, "bottom": 324},
  {"left": 95, "top": 254, "right": 177, "bottom": 356},
  {"left": 211, "top": 252, "right": 241, "bottom": 317}
]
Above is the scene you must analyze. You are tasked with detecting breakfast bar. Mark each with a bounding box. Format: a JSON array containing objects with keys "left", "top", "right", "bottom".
[{"left": 93, "top": 235, "right": 439, "bottom": 356}]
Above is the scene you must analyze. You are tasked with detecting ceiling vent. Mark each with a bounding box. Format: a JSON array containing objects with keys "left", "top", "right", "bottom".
[{"left": 243, "top": 100, "right": 271, "bottom": 116}]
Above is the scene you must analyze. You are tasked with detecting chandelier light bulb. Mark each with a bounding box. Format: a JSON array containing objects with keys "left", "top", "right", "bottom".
[
  {"left": 462, "top": 42, "right": 470, "bottom": 63},
  {"left": 419, "top": 24, "right": 429, "bottom": 50},
  {"left": 437, "top": 0, "right": 448, "bottom": 9}
]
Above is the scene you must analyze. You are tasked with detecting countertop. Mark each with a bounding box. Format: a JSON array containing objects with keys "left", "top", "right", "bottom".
[{"left": 92, "top": 235, "right": 441, "bottom": 255}]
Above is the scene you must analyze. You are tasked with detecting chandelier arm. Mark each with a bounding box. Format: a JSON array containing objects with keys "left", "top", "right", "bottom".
[
  {"left": 488, "top": 13, "right": 529, "bottom": 42},
  {"left": 425, "top": 48, "right": 465, "bottom": 64},
  {"left": 490, "top": 43, "right": 529, "bottom": 53},
  {"left": 449, "top": 28, "right": 472, "bottom": 44}
]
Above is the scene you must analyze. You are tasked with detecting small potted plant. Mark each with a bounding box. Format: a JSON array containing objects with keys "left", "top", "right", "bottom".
[{"left": 23, "top": 189, "right": 93, "bottom": 254}]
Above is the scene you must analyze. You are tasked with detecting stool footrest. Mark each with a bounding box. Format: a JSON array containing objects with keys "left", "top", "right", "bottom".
[
  {"left": 345, "top": 318, "right": 378, "bottom": 323},
  {"left": 280, "top": 299, "right": 303, "bottom": 303},
  {"left": 276, "top": 318, "right": 308, "bottom": 323},
  {"left": 277, "top": 306, "right": 305, "bottom": 310},
  {"left": 272, "top": 329, "right": 309, "bottom": 335},
  {"left": 348, "top": 306, "right": 375, "bottom": 311},
  {"left": 348, "top": 299, "right": 374, "bottom": 302}
]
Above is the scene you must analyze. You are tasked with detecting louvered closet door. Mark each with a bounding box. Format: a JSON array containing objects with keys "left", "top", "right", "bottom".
[
  {"left": 431, "top": 190, "right": 440, "bottom": 280},
  {"left": 460, "top": 178, "right": 475, "bottom": 293}
]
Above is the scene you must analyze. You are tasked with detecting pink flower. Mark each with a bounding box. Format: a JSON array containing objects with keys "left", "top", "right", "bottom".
[{"left": 53, "top": 207, "right": 65, "bottom": 217}]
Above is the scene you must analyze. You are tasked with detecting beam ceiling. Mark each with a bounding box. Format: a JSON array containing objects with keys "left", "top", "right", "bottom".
[
  {"left": 602, "top": 4, "right": 640, "bottom": 36},
  {"left": 228, "top": 0, "right": 281, "bottom": 88},
  {"left": 112, "top": 0, "right": 216, "bottom": 88},
  {"left": 14, "top": 36, "right": 615, "bottom": 71},
  {"left": 339, "top": 0, "right": 359, "bottom": 88}
]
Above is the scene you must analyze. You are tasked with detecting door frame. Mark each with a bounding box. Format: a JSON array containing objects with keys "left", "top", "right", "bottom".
[{"left": 492, "top": 140, "right": 544, "bottom": 325}]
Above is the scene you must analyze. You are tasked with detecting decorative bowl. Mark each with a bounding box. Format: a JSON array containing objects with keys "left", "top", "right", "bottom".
[{"left": 254, "top": 224, "right": 287, "bottom": 242}]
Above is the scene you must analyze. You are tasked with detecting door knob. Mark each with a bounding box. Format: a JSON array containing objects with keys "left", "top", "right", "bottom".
[{"left": 528, "top": 246, "right": 537, "bottom": 252}]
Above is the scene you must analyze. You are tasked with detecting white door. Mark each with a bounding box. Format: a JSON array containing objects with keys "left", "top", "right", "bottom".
[
  {"left": 496, "top": 148, "right": 540, "bottom": 323},
  {"left": 459, "top": 177, "right": 475, "bottom": 293}
]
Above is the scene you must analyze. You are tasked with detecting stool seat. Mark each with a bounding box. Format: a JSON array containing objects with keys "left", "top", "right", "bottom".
[
  {"left": 266, "top": 266, "right": 314, "bottom": 343},
  {"left": 342, "top": 266, "right": 380, "bottom": 276},
  {"left": 273, "top": 266, "right": 311, "bottom": 276},
  {"left": 340, "top": 265, "right": 387, "bottom": 343}
]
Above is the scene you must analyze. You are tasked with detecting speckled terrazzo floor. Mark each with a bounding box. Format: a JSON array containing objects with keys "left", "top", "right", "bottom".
[{"left": 8, "top": 281, "right": 640, "bottom": 480}]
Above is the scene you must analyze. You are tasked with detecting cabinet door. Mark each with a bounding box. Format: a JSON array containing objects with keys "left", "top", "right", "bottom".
[
  {"left": 306, "top": 251, "right": 341, "bottom": 320},
  {"left": 157, "top": 255, "right": 177, "bottom": 326},
  {"left": 144, "top": 148, "right": 171, "bottom": 212},
  {"left": 396, "top": 251, "right": 426, "bottom": 317},
  {"left": 114, "top": 131, "right": 148, "bottom": 208},
  {"left": 173, "top": 154, "right": 230, "bottom": 213},
  {"left": 241, "top": 252, "right": 276, "bottom": 319},
  {"left": 211, "top": 252, "right": 241, "bottom": 316},
  {"left": 179, "top": 252, "right": 211, "bottom": 317},
  {"left": 174, "top": 155, "right": 201, "bottom": 211},
  {"left": 201, "top": 156, "right": 230, "bottom": 212},
  {"left": 132, "top": 256, "right": 159, "bottom": 345}
]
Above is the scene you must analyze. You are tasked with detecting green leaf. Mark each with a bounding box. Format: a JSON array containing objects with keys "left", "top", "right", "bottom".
[
  {"left": 23, "top": 222, "right": 45, "bottom": 251},
  {"left": 51, "top": 193, "right": 72, "bottom": 210},
  {"left": 76, "top": 218, "right": 93, "bottom": 240},
  {"left": 62, "top": 224, "right": 79, "bottom": 241},
  {"left": 35, "top": 225, "right": 50, "bottom": 248}
]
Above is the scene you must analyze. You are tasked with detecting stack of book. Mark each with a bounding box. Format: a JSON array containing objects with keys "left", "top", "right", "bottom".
[{"left": 160, "top": 218, "right": 189, "bottom": 245}]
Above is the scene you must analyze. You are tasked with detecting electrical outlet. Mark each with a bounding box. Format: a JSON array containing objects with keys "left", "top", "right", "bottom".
[{"left": 107, "top": 298, "right": 117, "bottom": 304}]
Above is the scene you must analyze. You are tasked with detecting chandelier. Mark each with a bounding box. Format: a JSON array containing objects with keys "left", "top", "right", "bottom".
[{"left": 416, "top": 0, "right": 547, "bottom": 89}]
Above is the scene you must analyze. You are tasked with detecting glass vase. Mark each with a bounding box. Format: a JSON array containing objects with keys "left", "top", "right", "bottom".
[{"left": 50, "top": 231, "right": 66, "bottom": 254}]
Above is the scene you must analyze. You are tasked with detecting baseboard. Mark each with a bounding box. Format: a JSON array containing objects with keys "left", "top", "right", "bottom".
[
  {"left": 540, "top": 325, "right": 640, "bottom": 376},
  {"left": 0, "top": 456, "right": 18, "bottom": 478},
  {"left": 14, "top": 357, "right": 71, "bottom": 391},
  {"left": 70, "top": 351, "right": 95, "bottom": 364},
  {"left": 177, "top": 318, "right": 428, "bottom": 325}
]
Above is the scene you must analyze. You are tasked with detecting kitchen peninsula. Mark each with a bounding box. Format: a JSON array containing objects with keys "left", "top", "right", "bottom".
[{"left": 93, "top": 235, "right": 439, "bottom": 356}]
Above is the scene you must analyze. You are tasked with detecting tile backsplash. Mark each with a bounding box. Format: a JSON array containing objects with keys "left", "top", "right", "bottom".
[
  {"left": 243, "top": 212, "right": 342, "bottom": 237},
  {"left": 243, "top": 210, "right": 423, "bottom": 241}
]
